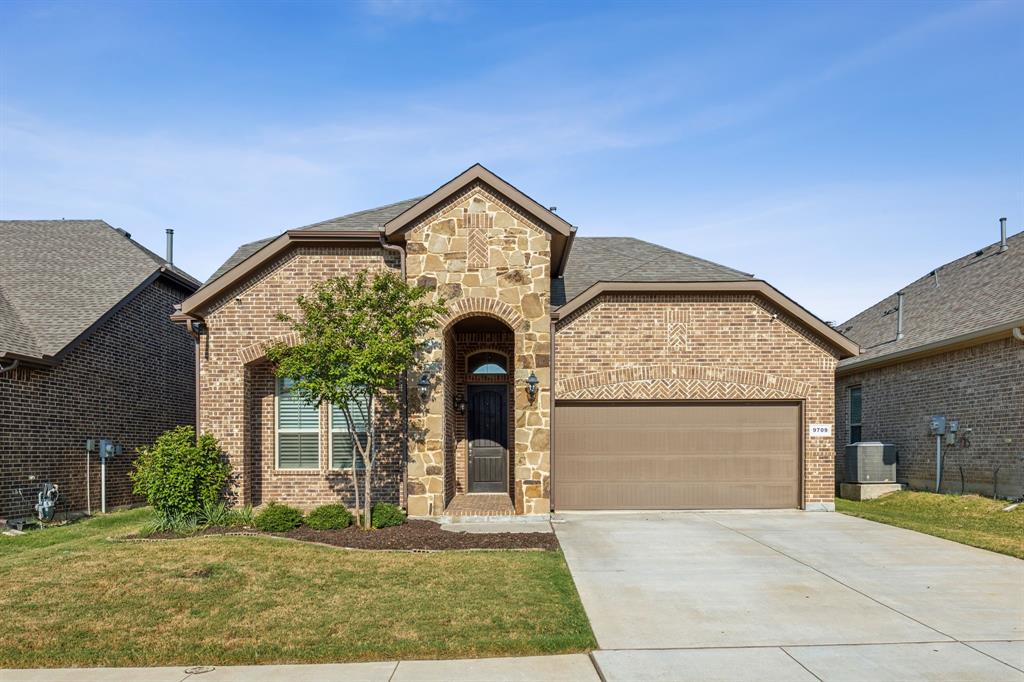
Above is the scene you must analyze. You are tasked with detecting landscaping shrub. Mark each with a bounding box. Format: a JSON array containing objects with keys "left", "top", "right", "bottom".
[
  {"left": 254, "top": 502, "right": 304, "bottom": 532},
  {"left": 196, "top": 500, "right": 231, "bottom": 528},
  {"left": 306, "top": 504, "right": 352, "bottom": 530},
  {"left": 130, "top": 426, "right": 230, "bottom": 517},
  {"left": 226, "top": 505, "right": 255, "bottom": 527},
  {"left": 140, "top": 510, "right": 198, "bottom": 537},
  {"left": 371, "top": 502, "right": 406, "bottom": 529}
]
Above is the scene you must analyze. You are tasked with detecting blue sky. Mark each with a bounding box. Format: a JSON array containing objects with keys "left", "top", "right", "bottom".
[{"left": 1, "top": 0, "right": 1021, "bottom": 323}]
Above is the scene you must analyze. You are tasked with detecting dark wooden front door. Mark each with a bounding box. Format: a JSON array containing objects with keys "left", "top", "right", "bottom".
[{"left": 468, "top": 384, "right": 508, "bottom": 493}]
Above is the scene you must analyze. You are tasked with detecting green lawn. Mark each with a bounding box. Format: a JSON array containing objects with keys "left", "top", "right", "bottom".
[
  {"left": 0, "top": 508, "right": 595, "bottom": 668},
  {"left": 837, "top": 491, "right": 1024, "bottom": 559}
]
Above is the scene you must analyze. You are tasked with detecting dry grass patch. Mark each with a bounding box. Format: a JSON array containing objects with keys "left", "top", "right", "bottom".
[
  {"left": 837, "top": 491, "right": 1024, "bottom": 559},
  {"left": 0, "top": 509, "right": 595, "bottom": 668}
]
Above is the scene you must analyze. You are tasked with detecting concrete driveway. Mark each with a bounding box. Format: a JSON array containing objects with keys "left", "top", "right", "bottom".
[{"left": 555, "top": 510, "right": 1024, "bottom": 681}]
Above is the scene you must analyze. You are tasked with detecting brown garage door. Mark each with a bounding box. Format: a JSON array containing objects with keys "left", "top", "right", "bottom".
[{"left": 554, "top": 402, "right": 801, "bottom": 510}]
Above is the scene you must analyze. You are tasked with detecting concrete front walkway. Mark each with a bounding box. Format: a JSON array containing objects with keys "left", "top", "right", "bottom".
[{"left": 555, "top": 510, "right": 1024, "bottom": 681}]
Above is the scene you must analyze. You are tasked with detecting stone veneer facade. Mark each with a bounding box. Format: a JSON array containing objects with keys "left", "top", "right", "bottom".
[
  {"left": 403, "top": 183, "right": 552, "bottom": 516},
  {"left": 554, "top": 292, "right": 841, "bottom": 508},
  {"left": 836, "top": 337, "right": 1024, "bottom": 498}
]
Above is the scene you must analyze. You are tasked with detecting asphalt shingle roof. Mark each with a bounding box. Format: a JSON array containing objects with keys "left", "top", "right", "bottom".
[
  {"left": 554, "top": 237, "right": 752, "bottom": 306},
  {"left": 204, "top": 197, "right": 423, "bottom": 284},
  {"left": 204, "top": 203, "right": 752, "bottom": 307},
  {"left": 838, "top": 230, "right": 1024, "bottom": 368},
  {"left": 0, "top": 219, "right": 198, "bottom": 361}
]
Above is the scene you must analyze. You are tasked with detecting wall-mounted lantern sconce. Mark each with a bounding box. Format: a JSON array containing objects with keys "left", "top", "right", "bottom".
[
  {"left": 526, "top": 371, "right": 540, "bottom": 405},
  {"left": 454, "top": 393, "right": 467, "bottom": 414},
  {"left": 417, "top": 373, "right": 430, "bottom": 402}
]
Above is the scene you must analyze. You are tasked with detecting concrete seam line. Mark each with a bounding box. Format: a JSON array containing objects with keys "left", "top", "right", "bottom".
[
  {"left": 387, "top": 661, "right": 400, "bottom": 682},
  {"left": 780, "top": 646, "right": 825, "bottom": 682},
  {"left": 588, "top": 651, "right": 609, "bottom": 682},
  {"left": 960, "top": 641, "right": 1024, "bottom": 674},
  {"left": 706, "top": 516, "right": 958, "bottom": 644}
]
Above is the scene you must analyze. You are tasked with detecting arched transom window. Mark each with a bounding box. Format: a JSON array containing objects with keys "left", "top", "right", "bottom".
[{"left": 468, "top": 351, "right": 508, "bottom": 376}]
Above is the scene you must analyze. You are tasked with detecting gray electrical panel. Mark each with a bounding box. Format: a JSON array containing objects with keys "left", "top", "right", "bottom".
[{"left": 844, "top": 442, "right": 897, "bottom": 483}]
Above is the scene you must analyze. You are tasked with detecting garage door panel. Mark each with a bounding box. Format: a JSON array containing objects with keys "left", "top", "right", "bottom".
[{"left": 554, "top": 402, "right": 801, "bottom": 510}]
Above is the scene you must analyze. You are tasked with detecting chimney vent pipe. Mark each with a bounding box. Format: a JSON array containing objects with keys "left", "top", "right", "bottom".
[
  {"left": 166, "top": 228, "right": 174, "bottom": 266},
  {"left": 1000, "top": 217, "right": 1008, "bottom": 252},
  {"left": 896, "top": 291, "right": 905, "bottom": 341}
]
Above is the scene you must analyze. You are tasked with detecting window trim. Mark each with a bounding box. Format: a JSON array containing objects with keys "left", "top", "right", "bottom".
[
  {"left": 275, "top": 377, "right": 321, "bottom": 471},
  {"left": 848, "top": 385, "right": 863, "bottom": 444},
  {"left": 329, "top": 397, "right": 369, "bottom": 472}
]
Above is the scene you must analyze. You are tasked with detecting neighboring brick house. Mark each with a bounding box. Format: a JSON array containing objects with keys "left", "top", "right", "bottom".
[
  {"left": 173, "top": 165, "right": 857, "bottom": 516},
  {"left": 835, "top": 224, "right": 1024, "bottom": 498},
  {"left": 0, "top": 220, "right": 199, "bottom": 522}
]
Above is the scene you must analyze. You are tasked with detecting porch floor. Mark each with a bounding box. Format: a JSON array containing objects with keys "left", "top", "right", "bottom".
[{"left": 445, "top": 493, "right": 515, "bottom": 517}]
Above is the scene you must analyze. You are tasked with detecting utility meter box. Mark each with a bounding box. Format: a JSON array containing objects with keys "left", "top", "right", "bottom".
[
  {"left": 929, "top": 415, "right": 946, "bottom": 436},
  {"left": 845, "top": 442, "right": 898, "bottom": 483}
]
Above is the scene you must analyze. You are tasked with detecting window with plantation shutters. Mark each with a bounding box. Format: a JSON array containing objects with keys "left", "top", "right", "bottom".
[
  {"left": 331, "top": 394, "right": 370, "bottom": 470},
  {"left": 277, "top": 377, "right": 320, "bottom": 469}
]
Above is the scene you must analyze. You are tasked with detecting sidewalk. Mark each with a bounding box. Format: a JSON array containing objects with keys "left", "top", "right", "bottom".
[{"left": 1, "top": 654, "right": 601, "bottom": 682}]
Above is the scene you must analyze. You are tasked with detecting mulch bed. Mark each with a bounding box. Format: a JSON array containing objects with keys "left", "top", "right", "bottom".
[{"left": 129, "top": 520, "right": 559, "bottom": 551}]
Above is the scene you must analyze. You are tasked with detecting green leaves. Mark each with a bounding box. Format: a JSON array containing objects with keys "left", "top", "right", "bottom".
[
  {"left": 130, "top": 426, "right": 230, "bottom": 517},
  {"left": 266, "top": 269, "right": 445, "bottom": 414}
]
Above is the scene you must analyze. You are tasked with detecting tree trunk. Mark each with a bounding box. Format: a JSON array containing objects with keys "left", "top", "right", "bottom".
[{"left": 361, "top": 396, "right": 375, "bottom": 529}]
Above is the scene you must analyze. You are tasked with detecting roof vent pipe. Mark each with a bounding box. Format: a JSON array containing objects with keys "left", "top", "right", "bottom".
[
  {"left": 896, "top": 291, "right": 905, "bottom": 341},
  {"left": 166, "top": 228, "right": 174, "bottom": 266},
  {"left": 1000, "top": 217, "right": 1008, "bottom": 252}
]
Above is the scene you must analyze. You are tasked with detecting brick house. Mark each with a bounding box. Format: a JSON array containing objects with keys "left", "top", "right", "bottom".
[
  {"left": 835, "top": 224, "right": 1024, "bottom": 499},
  {"left": 0, "top": 220, "right": 199, "bottom": 522},
  {"left": 173, "top": 165, "right": 857, "bottom": 516}
]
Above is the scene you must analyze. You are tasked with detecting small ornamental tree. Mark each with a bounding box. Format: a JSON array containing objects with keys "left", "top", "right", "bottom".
[{"left": 267, "top": 269, "right": 445, "bottom": 529}]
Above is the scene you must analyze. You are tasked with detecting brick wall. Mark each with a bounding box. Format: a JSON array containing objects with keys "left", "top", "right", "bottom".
[
  {"left": 836, "top": 337, "right": 1024, "bottom": 498},
  {"left": 199, "top": 245, "right": 404, "bottom": 510},
  {"left": 0, "top": 279, "right": 195, "bottom": 520},
  {"left": 554, "top": 292, "right": 840, "bottom": 508}
]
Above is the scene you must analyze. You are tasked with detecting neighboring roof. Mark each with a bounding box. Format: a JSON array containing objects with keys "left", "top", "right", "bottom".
[
  {"left": 0, "top": 219, "right": 199, "bottom": 364},
  {"left": 838, "top": 229, "right": 1024, "bottom": 374},
  {"left": 554, "top": 237, "right": 752, "bottom": 305},
  {"left": 552, "top": 280, "right": 860, "bottom": 358},
  {"left": 204, "top": 197, "right": 422, "bottom": 284}
]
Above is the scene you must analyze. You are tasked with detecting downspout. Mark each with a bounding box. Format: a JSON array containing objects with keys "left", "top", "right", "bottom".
[
  {"left": 0, "top": 359, "right": 19, "bottom": 376},
  {"left": 379, "top": 234, "right": 410, "bottom": 508},
  {"left": 1013, "top": 327, "right": 1024, "bottom": 342},
  {"left": 182, "top": 315, "right": 205, "bottom": 430},
  {"left": 549, "top": 315, "right": 556, "bottom": 512}
]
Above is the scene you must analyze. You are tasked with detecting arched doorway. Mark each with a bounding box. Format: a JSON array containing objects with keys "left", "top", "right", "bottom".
[{"left": 442, "top": 314, "right": 515, "bottom": 513}]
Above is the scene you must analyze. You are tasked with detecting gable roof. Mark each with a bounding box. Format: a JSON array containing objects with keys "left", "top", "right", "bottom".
[
  {"left": 837, "top": 229, "right": 1024, "bottom": 374},
  {"left": 384, "top": 164, "right": 573, "bottom": 237},
  {"left": 553, "top": 237, "right": 752, "bottom": 306},
  {"left": 204, "top": 197, "right": 422, "bottom": 285},
  {"left": 0, "top": 219, "right": 199, "bottom": 364}
]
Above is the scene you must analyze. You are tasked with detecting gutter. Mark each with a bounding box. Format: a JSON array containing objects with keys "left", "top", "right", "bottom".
[
  {"left": 838, "top": 318, "right": 1024, "bottom": 376},
  {"left": 554, "top": 226, "right": 577, "bottom": 278}
]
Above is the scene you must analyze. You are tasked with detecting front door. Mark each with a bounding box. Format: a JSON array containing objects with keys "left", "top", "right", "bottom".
[{"left": 467, "top": 384, "right": 508, "bottom": 493}]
